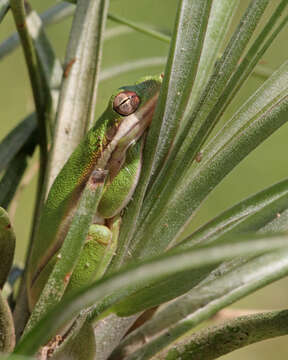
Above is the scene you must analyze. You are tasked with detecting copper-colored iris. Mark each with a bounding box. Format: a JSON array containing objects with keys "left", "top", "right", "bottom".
[{"left": 113, "top": 91, "right": 140, "bottom": 116}]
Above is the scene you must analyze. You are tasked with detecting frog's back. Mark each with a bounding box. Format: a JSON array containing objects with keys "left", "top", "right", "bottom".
[{"left": 27, "top": 116, "right": 108, "bottom": 287}]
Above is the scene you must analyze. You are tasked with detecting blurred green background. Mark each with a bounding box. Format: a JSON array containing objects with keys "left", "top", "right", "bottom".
[{"left": 1, "top": 1, "right": 288, "bottom": 358}]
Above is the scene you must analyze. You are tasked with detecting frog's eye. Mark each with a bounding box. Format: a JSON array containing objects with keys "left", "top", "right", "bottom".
[{"left": 113, "top": 91, "right": 140, "bottom": 116}]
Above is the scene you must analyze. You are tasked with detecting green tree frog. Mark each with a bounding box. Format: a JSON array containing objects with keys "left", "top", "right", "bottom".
[{"left": 27, "top": 75, "right": 162, "bottom": 310}]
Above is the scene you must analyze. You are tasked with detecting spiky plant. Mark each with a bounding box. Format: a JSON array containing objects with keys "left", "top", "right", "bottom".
[{"left": 1, "top": 1, "right": 288, "bottom": 359}]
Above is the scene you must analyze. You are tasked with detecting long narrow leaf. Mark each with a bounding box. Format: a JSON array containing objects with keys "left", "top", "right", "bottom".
[
  {"left": 15, "top": 236, "right": 288, "bottom": 355},
  {"left": 117, "top": 249, "right": 288, "bottom": 360},
  {"left": 103, "top": 178, "right": 288, "bottom": 317},
  {"left": 110, "top": 0, "right": 214, "bottom": 272},
  {"left": 177, "top": 177, "right": 288, "bottom": 251},
  {"left": 183, "top": 0, "right": 239, "bottom": 125},
  {"left": 133, "top": 59, "right": 288, "bottom": 260},
  {"left": 139, "top": 0, "right": 270, "bottom": 232},
  {"left": 106, "top": 255, "right": 244, "bottom": 318},
  {"left": 147, "top": 0, "right": 213, "bottom": 180}
]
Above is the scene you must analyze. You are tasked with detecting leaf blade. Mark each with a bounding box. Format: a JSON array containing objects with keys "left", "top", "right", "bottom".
[{"left": 15, "top": 235, "right": 288, "bottom": 355}]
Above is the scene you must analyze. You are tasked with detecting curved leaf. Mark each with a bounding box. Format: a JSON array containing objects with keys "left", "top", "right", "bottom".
[
  {"left": 116, "top": 249, "right": 288, "bottom": 360},
  {"left": 15, "top": 235, "right": 288, "bottom": 355},
  {"left": 107, "top": 256, "right": 243, "bottom": 318},
  {"left": 177, "top": 177, "right": 288, "bottom": 251},
  {"left": 101, "top": 178, "right": 288, "bottom": 317}
]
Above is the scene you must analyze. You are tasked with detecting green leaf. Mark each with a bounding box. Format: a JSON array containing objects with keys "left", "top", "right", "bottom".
[
  {"left": 116, "top": 248, "right": 288, "bottom": 360},
  {"left": 148, "top": 0, "right": 214, "bottom": 180},
  {"left": 139, "top": 0, "right": 271, "bottom": 223},
  {"left": 177, "top": 177, "right": 288, "bottom": 250},
  {"left": 209, "top": 0, "right": 288, "bottom": 132},
  {"left": 183, "top": 0, "right": 239, "bottom": 125},
  {"left": 110, "top": 0, "right": 214, "bottom": 272},
  {"left": 101, "top": 178, "right": 288, "bottom": 317},
  {"left": 0, "top": 208, "right": 15, "bottom": 288},
  {"left": 133, "top": 58, "right": 288, "bottom": 260},
  {"left": 106, "top": 255, "right": 242, "bottom": 318},
  {"left": 15, "top": 235, "right": 288, "bottom": 356}
]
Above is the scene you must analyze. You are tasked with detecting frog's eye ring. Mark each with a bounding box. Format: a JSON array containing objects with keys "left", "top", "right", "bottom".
[{"left": 113, "top": 91, "right": 140, "bottom": 116}]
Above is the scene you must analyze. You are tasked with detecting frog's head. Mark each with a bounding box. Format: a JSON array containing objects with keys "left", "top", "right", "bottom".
[
  {"left": 106, "top": 74, "right": 162, "bottom": 147},
  {"left": 112, "top": 74, "right": 163, "bottom": 117},
  {"left": 102, "top": 75, "right": 162, "bottom": 180}
]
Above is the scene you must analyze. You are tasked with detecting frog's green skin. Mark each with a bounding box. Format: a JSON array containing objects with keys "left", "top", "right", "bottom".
[{"left": 27, "top": 75, "right": 162, "bottom": 309}]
